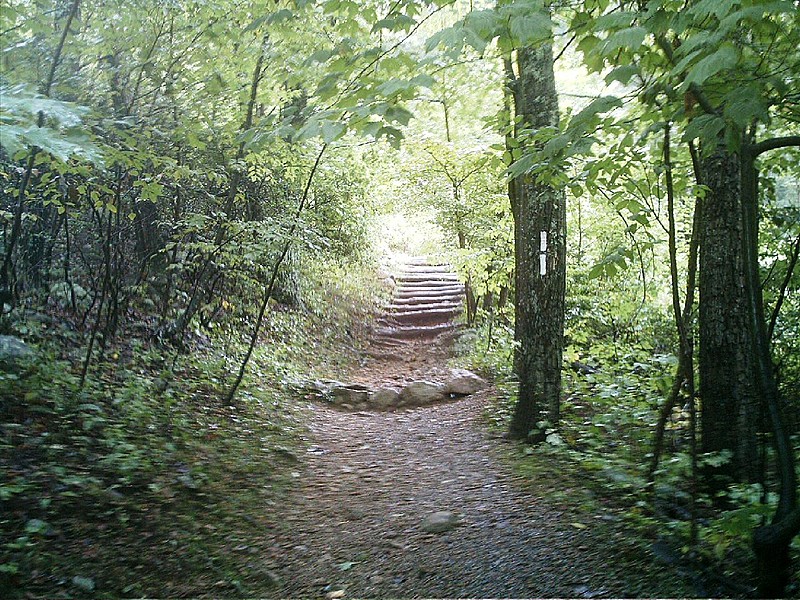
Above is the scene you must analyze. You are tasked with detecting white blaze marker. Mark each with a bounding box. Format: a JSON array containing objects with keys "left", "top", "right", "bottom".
[{"left": 540, "top": 231, "right": 548, "bottom": 275}]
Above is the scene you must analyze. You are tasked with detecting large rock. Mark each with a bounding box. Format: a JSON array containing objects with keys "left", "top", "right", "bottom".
[
  {"left": 370, "top": 388, "right": 400, "bottom": 410},
  {"left": 306, "top": 379, "right": 345, "bottom": 400},
  {"left": 421, "top": 511, "right": 458, "bottom": 533},
  {"left": 0, "top": 335, "right": 34, "bottom": 371},
  {"left": 331, "top": 384, "right": 370, "bottom": 409},
  {"left": 443, "top": 369, "right": 487, "bottom": 396},
  {"left": 399, "top": 381, "right": 445, "bottom": 406}
]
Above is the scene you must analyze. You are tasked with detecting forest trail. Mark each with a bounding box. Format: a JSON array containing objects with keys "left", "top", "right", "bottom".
[{"left": 260, "top": 258, "right": 689, "bottom": 598}]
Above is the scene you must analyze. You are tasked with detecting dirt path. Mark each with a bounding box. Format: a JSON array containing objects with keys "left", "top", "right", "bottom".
[{"left": 259, "top": 259, "right": 692, "bottom": 598}]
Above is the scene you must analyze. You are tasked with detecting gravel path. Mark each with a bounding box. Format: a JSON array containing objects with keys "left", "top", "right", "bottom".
[{"left": 263, "top": 390, "right": 689, "bottom": 598}]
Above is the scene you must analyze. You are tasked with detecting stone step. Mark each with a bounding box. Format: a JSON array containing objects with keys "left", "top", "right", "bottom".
[
  {"left": 369, "top": 336, "right": 409, "bottom": 348},
  {"left": 396, "top": 273, "right": 461, "bottom": 284},
  {"left": 373, "top": 322, "right": 456, "bottom": 340},
  {"left": 389, "top": 306, "right": 462, "bottom": 319},
  {"left": 401, "top": 265, "right": 453, "bottom": 274},
  {"left": 369, "top": 258, "right": 464, "bottom": 349},
  {"left": 395, "top": 285, "right": 464, "bottom": 297},
  {"left": 395, "top": 281, "right": 463, "bottom": 291},
  {"left": 379, "top": 310, "right": 460, "bottom": 328},
  {"left": 406, "top": 256, "right": 439, "bottom": 265},
  {"left": 390, "top": 296, "right": 463, "bottom": 307},
  {"left": 388, "top": 300, "right": 462, "bottom": 312}
]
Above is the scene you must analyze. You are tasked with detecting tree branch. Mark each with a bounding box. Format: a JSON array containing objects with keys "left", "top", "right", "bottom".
[
  {"left": 767, "top": 231, "right": 800, "bottom": 341},
  {"left": 749, "top": 136, "right": 800, "bottom": 156}
]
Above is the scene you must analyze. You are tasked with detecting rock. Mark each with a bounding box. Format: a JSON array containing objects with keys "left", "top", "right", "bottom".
[
  {"left": 0, "top": 335, "right": 34, "bottom": 371},
  {"left": 399, "top": 381, "right": 445, "bottom": 406},
  {"left": 443, "top": 369, "right": 487, "bottom": 395},
  {"left": 370, "top": 388, "right": 400, "bottom": 409},
  {"left": 306, "top": 379, "right": 344, "bottom": 400},
  {"left": 331, "top": 384, "right": 371, "bottom": 406},
  {"left": 49, "top": 281, "right": 89, "bottom": 309},
  {"left": 420, "top": 511, "right": 458, "bottom": 533}
]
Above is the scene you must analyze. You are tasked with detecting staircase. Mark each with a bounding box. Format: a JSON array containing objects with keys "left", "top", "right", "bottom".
[{"left": 370, "top": 257, "right": 464, "bottom": 358}]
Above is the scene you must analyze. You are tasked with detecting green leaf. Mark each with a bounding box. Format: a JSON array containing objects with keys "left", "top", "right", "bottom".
[
  {"left": 376, "top": 126, "right": 403, "bottom": 147},
  {"left": 245, "top": 8, "right": 294, "bottom": 32},
  {"left": 683, "top": 44, "right": 739, "bottom": 87},
  {"left": 425, "top": 26, "right": 470, "bottom": 54},
  {"left": 682, "top": 114, "right": 725, "bottom": 144},
  {"left": 542, "top": 134, "right": 569, "bottom": 156},
  {"left": 508, "top": 12, "right": 553, "bottom": 46},
  {"left": 723, "top": 86, "right": 769, "bottom": 127},
  {"left": 371, "top": 14, "right": 416, "bottom": 33},
  {"left": 321, "top": 121, "right": 345, "bottom": 143},
  {"left": 593, "top": 11, "right": 637, "bottom": 30},
  {"left": 464, "top": 9, "right": 499, "bottom": 39},
  {"left": 605, "top": 64, "right": 639, "bottom": 85},
  {"left": 601, "top": 27, "right": 647, "bottom": 54},
  {"left": 376, "top": 78, "right": 411, "bottom": 97}
]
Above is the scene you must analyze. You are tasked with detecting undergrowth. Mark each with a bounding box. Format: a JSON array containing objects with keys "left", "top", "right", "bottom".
[
  {"left": 462, "top": 300, "right": 800, "bottom": 598},
  {"left": 0, "top": 257, "right": 382, "bottom": 598}
]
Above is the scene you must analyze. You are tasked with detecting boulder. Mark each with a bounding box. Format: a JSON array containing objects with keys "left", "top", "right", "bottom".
[
  {"left": 370, "top": 388, "right": 400, "bottom": 410},
  {"left": 399, "top": 381, "right": 445, "bottom": 406},
  {"left": 421, "top": 511, "right": 458, "bottom": 533},
  {"left": 306, "top": 379, "right": 345, "bottom": 400},
  {"left": 0, "top": 335, "right": 34, "bottom": 372},
  {"left": 331, "top": 384, "right": 371, "bottom": 407},
  {"left": 443, "top": 369, "right": 487, "bottom": 396}
]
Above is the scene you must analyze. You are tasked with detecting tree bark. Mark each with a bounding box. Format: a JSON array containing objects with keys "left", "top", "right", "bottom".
[
  {"left": 698, "top": 146, "right": 760, "bottom": 483},
  {"left": 508, "top": 42, "right": 567, "bottom": 441}
]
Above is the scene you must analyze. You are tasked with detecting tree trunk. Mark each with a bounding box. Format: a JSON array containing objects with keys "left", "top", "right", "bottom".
[
  {"left": 741, "top": 138, "right": 800, "bottom": 597},
  {"left": 698, "top": 146, "right": 760, "bottom": 484},
  {"left": 508, "top": 42, "right": 567, "bottom": 442}
]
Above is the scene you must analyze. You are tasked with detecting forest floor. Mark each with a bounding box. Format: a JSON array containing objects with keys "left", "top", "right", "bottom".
[{"left": 251, "top": 265, "right": 701, "bottom": 598}]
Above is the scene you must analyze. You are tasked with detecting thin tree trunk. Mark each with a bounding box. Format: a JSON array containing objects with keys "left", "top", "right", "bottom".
[
  {"left": 225, "top": 145, "right": 327, "bottom": 403},
  {"left": 81, "top": 208, "right": 112, "bottom": 387},
  {"left": 767, "top": 231, "right": 800, "bottom": 342}
]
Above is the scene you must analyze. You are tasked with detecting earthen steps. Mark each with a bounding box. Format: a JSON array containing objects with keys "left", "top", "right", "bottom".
[{"left": 368, "top": 257, "right": 465, "bottom": 358}]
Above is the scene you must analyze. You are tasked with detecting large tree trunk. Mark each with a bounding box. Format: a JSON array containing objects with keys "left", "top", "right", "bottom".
[
  {"left": 698, "top": 146, "right": 761, "bottom": 484},
  {"left": 508, "top": 43, "right": 567, "bottom": 441}
]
